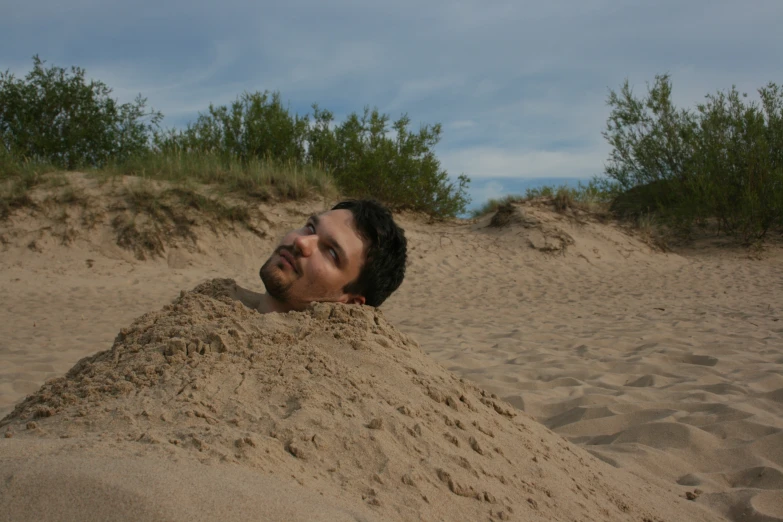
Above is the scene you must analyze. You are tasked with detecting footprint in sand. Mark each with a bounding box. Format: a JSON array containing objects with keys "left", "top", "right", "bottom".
[
  {"left": 749, "top": 490, "right": 783, "bottom": 520},
  {"left": 682, "top": 354, "right": 719, "bottom": 366},
  {"left": 625, "top": 374, "right": 657, "bottom": 387},
  {"left": 727, "top": 466, "right": 783, "bottom": 490}
]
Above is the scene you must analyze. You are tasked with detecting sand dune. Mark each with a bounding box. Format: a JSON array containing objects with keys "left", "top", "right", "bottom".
[
  {"left": 1, "top": 175, "right": 782, "bottom": 520},
  {"left": 1, "top": 282, "right": 716, "bottom": 521},
  {"left": 384, "top": 202, "right": 783, "bottom": 521}
]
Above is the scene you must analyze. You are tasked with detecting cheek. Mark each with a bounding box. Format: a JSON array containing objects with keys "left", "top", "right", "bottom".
[
  {"left": 306, "top": 258, "right": 328, "bottom": 278},
  {"left": 304, "top": 257, "right": 341, "bottom": 286}
]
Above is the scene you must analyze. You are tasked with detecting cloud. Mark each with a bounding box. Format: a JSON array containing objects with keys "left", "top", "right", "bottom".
[
  {"left": 2, "top": 0, "right": 781, "bottom": 184},
  {"left": 470, "top": 180, "right": 506, "bottom": 204},
  {"left": 441, "top": 146, "right": 608, "bottom": 180},
  {"left": 81, "top": 40, "right": 244, "bottom": 117},
  {"left": 449, "top": 120, "right": 476, "bottom": 130},
  {"left": 386, "top": 76, "right": 466, "bottom": 112}
]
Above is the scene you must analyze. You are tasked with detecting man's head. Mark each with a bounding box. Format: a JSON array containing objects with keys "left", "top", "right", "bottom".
[{"left": 259, "top": 199, "right": 407, "bottom": 311}]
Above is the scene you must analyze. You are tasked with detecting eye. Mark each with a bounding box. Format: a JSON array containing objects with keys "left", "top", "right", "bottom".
[
  {"left": 305, "top": 223, "right": 315, "bottom": 234},
  {"left": 328, "top": 247, "right": 338, "bottom": 261}
]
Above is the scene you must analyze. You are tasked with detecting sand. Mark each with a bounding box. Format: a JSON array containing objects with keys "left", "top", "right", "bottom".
[{"left": 1, "top": 174, "right": 781, "bottom": 521}]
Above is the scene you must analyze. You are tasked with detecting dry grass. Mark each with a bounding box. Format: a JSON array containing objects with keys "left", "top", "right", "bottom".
[
  {"left": 103, "top": 178, "right": 279, "bottom": 259},
  {"left": 1, "top": 165, "right": 273, "bottom": 259},
  {"left": 631, "top": 212, "right": 670, "bottom": 251},
  {"left": 103, "top": 152, "right": 338, "bottom": 203},
  {"left": 553, "top": 187, "right": 573, "bottom": 212},
  {"left": 2, "top": 150, "right": 338, "bottom": 227},
  {"left": 488, "top": 202, "right": 523, "bottom": 228},
  {"left": 111, "top": 214, "right": 166, "bottom": 260},
  {"left": 471, "top": 182, "right": 611, "bottom": 220},
  {"left": 0, "top": 152, "right": 62, "bottom": 219},
  {"left": 470, "top": 195, "right": 524, "bottom": 219}
]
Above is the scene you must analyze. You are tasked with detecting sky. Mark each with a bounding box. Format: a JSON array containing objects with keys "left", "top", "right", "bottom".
[{"left": 2, "top": 0, "right": 781, "bottom": 211}]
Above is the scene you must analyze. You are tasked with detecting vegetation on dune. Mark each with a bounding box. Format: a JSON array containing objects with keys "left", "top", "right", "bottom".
[
  {"left": 106, "top": 181, "right": 262, "bottom": 260},
  {"left": 473, "top": 76, "right": 783, "bottom": 246},
  {"left": 103, "top": 151, "right": 338, "bottom": 203},
  {"left": 156, "top": 96, "right": 469, "bottom": 217},
  {"left": 3, "top": 57, "right": 781, "bottom": 247},
  {"left": 1, "top": 57, "right": 470, "bottom": 222},
  {"left": 602, "top": 74, "right": 783, "bottom": 243},
  {"left": 0, "top": 56, "right": 161, "bottom": 169},
  {"left": 469, "top": 181, "right": 610, "bottom": 218},
  {"left": 0, "top": 148, "right": 59, "bottom": 219}
]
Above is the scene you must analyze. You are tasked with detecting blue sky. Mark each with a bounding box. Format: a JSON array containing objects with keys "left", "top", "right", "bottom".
[{"left": 2, "top": 0, "right": 781, "bottom": 210}]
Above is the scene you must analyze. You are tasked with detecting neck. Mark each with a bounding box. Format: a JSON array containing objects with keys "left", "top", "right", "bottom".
[
  {"left": 255, "top": 292, "right": 294, "bottom": 314},
  {"left": 228, "top": 283, "right": 293, "bottom": 314}
]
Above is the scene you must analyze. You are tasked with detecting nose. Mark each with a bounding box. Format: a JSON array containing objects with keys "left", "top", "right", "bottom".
[{"left": 293, "top": 233, "right": 317, "bottom": 257}]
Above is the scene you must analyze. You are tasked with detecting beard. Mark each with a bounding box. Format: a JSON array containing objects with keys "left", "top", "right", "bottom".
[{"left": 259, "top": 246, "right": 296, "bottom": 302}]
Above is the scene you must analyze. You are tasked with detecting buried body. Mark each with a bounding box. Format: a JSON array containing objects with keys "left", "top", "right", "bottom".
[{"left": 230, "top": 199, "right": 408, "bottom": 313}]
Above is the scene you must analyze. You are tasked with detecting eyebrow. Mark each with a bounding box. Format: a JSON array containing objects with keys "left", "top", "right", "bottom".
[{"left": 309, "top": 214, "right": 347, "bottom": 265}]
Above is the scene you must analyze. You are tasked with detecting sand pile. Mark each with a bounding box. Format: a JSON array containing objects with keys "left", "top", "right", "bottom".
[
  {"left": 487, "top": 202, "right": 575, "bottom": 253},
  {"left": 0, "top": 280, "right": 716, "bottom": 521}
]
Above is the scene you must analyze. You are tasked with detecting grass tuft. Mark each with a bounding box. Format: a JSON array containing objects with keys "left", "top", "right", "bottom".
[
  {"left": 471, "top": 181, "right": 612, "bottom": 219},
  {"left": 553, "top": 187, "right": 574, "bottom": 212},
  {"left": 0, "top": 151, "right": 58, "bottom": 220},
  {"left": 104, "top": 151, "right": 338, "bottom": 203},
  {"left": 470, "top": 195, "right": 524, "bottom": 218},
  {"left": 111, "top": 215, "right": 165, "bottom": 260}
]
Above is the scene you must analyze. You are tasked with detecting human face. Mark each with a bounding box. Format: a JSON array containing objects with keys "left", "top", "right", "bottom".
[{"left": 259, "top": 209, "right": 368, "bottom": 311}]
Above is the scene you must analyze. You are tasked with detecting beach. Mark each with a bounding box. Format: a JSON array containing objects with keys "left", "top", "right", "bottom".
[{"left": 1, "top": 178, "right": 781, "bottom": 521}]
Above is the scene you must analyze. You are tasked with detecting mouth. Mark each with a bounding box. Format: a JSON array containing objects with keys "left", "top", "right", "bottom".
[{"left": 279, "top": 249, "right": 298, "bottom": 274}]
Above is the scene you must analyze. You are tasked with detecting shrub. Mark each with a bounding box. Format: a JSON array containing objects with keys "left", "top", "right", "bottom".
[
  {"left": 155, "top": 91, "right": 308, "bottom": 164},
  {"left": 3, "top": 58, "right": 469, "bottom": 218},
  {"left": 313, "top": 108, "right": 470, "bottom": 216},
  {"left": 603, "top": 75, "right": 783, "bottom": 242},
  {"left": 159, "top": 99, "right": 470, "bottom": 217},
  {"left": 0, "top": 56, "right": 162, "bottom": 169},
  {"left": 688, "top": 84, "right": 783, "bottom": 239}
]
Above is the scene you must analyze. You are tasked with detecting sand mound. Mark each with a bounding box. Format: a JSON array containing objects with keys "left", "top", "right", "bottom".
[
  {"left": 0, "top": 280, "right": 716, "bottom": 521},
  {"left": 486, "top": 202, "right": 575, "bottom": 253}
]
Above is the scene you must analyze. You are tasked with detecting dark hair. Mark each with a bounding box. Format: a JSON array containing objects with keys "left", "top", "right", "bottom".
[{"left": 332, "top": 199, "right": 407, "bottom": 307}]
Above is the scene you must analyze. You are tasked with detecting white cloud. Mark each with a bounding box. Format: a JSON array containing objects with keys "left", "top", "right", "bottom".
[
  {"left": 471, "top": 180, "right": 506, "bottom": 204},
  {"left": 281, "top": 41, "right": 384, "bottom": 89},
  {"left": 441, "top": 146, "right": 608, "bottom": 179},
  {"left": 83, "top": 40, "right": 243, "bottom": 113},
  {"left": 386, "top": 76, "right": 465, "bottom": 111},
  {"left": 449, "top": 120, "right": 476, "bottom": 130}
]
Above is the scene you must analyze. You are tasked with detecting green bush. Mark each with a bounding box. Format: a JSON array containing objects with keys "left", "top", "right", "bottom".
[
  {"left": 159, "top": 97, "right": 470, "bottom": 217},
  {"left": 688, "top": 84, "right": 783, "bottom": 239},
  {"left": 0, "top": 56, "right": 162, "bottom": 169},
  {"left": 310, "top": 108, "right": 470, "bottom": 216},
  {"left": 155, "top": 91, "right": 307, "bottom": 164},
  {"left": 603, "top": 74, "right": 783, "bottom": 242},
  {"left": 2, "top": 58, "right": 469, "bottom": 218}
]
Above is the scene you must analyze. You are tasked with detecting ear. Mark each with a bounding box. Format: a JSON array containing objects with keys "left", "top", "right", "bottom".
[{"left": 344, "top": 294, "right": 366, "bottom": 305}]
